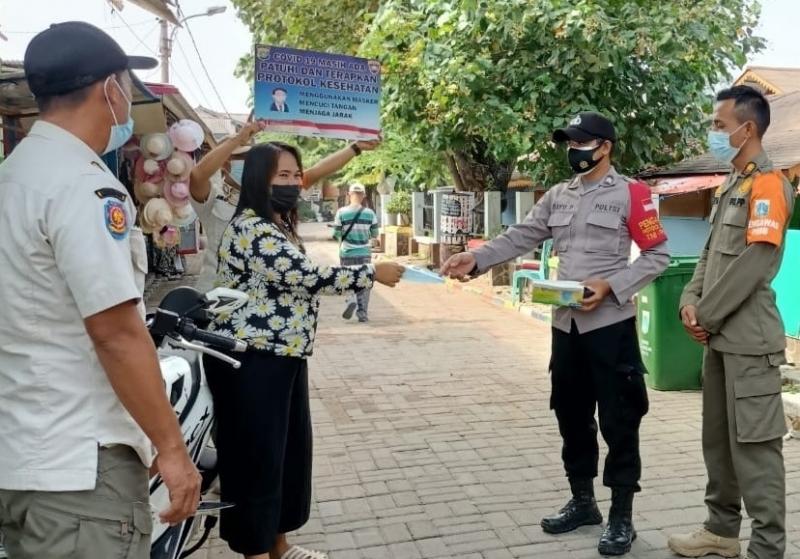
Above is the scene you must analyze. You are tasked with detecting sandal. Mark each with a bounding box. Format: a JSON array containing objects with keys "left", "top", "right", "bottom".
[{"left": 280, "top": 546, "right": 328, "bottom": 559}]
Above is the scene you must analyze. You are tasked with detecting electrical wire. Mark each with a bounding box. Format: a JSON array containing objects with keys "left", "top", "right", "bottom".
[
  {"left": 174, "top": 35, "right": 215, "bottom": 108},
  {"left": 178, "top": 7, "right": 232, "bottom": 118},
  {"left": 3, "top": 19, "right": 154, "bottom": 35},
  {"left": 113, "top": 11, "right": 159, "bottom": 56},
  {"left": 112, "top": 9, "right": 205, "bottom": 102}
]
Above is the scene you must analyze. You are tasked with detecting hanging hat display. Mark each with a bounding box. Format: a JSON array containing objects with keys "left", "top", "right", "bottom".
[
  {"left": 171, "top": 203, "right": 197, "bottom": 226},
  {"left": 141, "top": 197, "right": 174, "bottom": 231},
  {"left": 140, "top": 133, "right": 174, "bottom": 161},
  {"left": 133, "top": 180, "right": 162, "bottom": 205},
  {"left": 165, "top": 151, "right": 193, "bottom": 182},
  {"left": 157, "top": 225, "right": 181, "bottom": 248},
  {"left": 134, "top": 155, "right": 165, "bottom": 183}
]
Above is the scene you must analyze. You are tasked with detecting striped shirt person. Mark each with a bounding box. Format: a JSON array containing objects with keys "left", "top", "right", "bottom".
[{"left": 333, "top": 183, "right": 379, "bottom": 321}]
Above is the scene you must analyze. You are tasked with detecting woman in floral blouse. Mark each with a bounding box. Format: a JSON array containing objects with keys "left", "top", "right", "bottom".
[{"left": 205, "top": 142, "right": 403, "bottom": 559}]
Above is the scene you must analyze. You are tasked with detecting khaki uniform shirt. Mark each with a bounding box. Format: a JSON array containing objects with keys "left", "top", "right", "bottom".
[
  {"left": 680, "top": 151, "right": 794, "bottom": 355},
  {"left": 0, "top": 121, "right": 152, "bottom": 491},
  {"left": 473, "top": 167, "right": 670, "bottom": 333}
]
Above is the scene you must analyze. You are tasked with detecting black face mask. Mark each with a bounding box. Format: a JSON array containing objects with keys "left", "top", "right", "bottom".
[
  {"left": 568, "top": 145, "right": 603, "bottom": 175},
  {"left": 270, "top": 185, "right": 302, "bottom": 213}
]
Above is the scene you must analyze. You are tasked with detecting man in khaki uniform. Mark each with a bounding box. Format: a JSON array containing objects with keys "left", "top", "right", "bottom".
[
  {"left": 669, "top": 86, "right": 793, "bottom": 559},
  {"left": 0, "top": 22, "right": 200, "bottom": 559}
]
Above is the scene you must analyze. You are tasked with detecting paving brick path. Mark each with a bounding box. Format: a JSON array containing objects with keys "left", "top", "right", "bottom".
[{"left": 147, "top": 224, "right": 800, "bottom": 559}]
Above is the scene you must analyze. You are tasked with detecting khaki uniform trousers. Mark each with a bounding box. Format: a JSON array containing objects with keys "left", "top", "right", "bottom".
[
  {"left": 702, "top": 348, "right": 786, "bottom": 559},
  {"left": 0, "top": 446, "right": 151, "bottom": 559}
]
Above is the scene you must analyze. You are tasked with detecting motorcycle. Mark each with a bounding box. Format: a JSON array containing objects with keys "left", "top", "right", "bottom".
[{"left": 0, "top": 286, "right": 248, "bottom": 559}]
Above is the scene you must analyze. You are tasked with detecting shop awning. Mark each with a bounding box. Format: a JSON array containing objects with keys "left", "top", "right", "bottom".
[
  {"left": 0, "top": 70, "right": 158, "bottom": 117},
  {"left": 649, "top": 174, "right": 727, "bottom": 196}
]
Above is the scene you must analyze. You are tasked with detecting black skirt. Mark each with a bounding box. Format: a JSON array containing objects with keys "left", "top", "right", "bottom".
[{"left": 205, "top": 350, "right": 312, "bottom": 555}]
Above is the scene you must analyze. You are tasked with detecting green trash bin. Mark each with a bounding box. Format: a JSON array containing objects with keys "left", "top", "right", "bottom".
[{"left": 637, "top": 256, "right": 703, "bottom": 391}]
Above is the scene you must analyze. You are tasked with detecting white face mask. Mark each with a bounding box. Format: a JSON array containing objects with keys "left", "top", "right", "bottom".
[{"left": 102, "top": 76, "right": 134, "bottom": 155}]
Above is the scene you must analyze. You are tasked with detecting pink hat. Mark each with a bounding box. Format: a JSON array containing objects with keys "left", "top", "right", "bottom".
[
  {"left": 160, "top": 225, "right": 181, "bottom": 247},
  {"left": 152, "top": 225, "right": 181, "bottom": 248},
  {"left": 134, "top": 156, "right": 165, "bottom": 182},
  {"left": 169, "top": 119, "right": 204, "bottom": 152},
  {"left": 163, "top": 181, "right": 190, "bottom": 208}
]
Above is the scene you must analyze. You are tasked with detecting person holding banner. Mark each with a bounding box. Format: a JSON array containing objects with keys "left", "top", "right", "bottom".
[
  {"left": 189, "top": 125, "right": 381, "bottom": 293},
  {"left": 204, "top": 142, "right": 404, "bottom": 559}
]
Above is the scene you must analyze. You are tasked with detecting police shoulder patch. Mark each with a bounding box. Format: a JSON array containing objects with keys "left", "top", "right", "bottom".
[
  {"left": 95, "top": 188, "right": 127, "bottom": 202},
  {"left": 104, "top": 199, "right": 129, "bottom": 240}
]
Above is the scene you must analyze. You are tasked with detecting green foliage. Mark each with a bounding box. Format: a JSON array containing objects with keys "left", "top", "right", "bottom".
[
  {"left": 385, "top": 190, "right": 412, "bottom": 216},
  {"left": 233, "top": 0, "right": 764, "bottom": 189},
  {"left": 364, "top": 0, "right": 764, "bottom": 186},
  {"left": 297, "top": 199, "right": 317, "bottom": 222}
]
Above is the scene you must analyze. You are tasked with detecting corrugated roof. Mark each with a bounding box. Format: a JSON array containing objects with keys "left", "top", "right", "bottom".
[
  {"left": 736, "top": 66, "right": 800, "bottom": 95},
  {"left": 0, "top": 69, "right": 157, "bottom": 116},
  {"left": 643, "top": 90, "right": 800, "bottom": 177},
  {"left": 194, "top": 106, "right": 249, "bottom": 140}
]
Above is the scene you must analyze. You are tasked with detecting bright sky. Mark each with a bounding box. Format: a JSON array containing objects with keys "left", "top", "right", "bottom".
[
  {"left": 0, "top": 0, "right": 798, "bottom": 116},
  {"left": 1, "top": 0, "right": 254, "bottom": 114}
]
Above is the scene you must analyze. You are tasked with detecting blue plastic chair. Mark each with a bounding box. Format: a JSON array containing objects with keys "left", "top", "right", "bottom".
[{"left": 511, "top": 239, "right": 553, "bottom": 305}]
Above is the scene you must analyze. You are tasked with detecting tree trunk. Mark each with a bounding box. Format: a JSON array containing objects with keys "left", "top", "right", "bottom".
[
  {"left": 444, "top": 152, "right": 465, "bottom": 191},
  {"left": 445, "top": 141, "right": 515, "bottom": 193}
]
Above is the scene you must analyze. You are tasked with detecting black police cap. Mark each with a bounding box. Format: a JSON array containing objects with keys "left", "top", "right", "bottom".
[
  {"left": 552, "top": 111, "right": 617, "bottom": 143},
  {"left": 24, "top": 21, "right": 157, "bottom": 98}
]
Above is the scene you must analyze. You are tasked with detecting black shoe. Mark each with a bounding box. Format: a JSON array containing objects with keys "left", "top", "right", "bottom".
[
  {"left": 541, "top": 479, "right": 603, "bottom": 534},
  {"left": 358, "top": 316, "right": 369, "bottom": 323},
  {"left": 342, "top": 302, "right": 357, "bottom": 320},
  {"left": 597, "top": 488, "right": 636, "bottom": 556}
]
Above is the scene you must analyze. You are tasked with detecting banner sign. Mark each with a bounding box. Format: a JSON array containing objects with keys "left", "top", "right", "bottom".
[{"left": 253, "top": 45, "right": 381, "bottom": 141}]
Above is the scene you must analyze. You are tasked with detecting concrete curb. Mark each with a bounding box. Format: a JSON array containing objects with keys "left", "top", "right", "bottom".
[{"left": 445, "top": 279, "right": 552, "bottom": 325}]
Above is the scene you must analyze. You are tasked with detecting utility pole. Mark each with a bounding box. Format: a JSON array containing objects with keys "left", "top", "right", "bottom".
[
  {"left": 156, "top": 7, "right": 226, "bottom": 84},
  {"left": 158, "top": 19, "right": 171, "bottom": 83}
]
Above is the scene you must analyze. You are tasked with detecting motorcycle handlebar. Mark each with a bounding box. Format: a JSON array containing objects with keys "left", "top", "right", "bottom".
[{"left": 177, "top": 322, "right": 247, "bottom": 353}]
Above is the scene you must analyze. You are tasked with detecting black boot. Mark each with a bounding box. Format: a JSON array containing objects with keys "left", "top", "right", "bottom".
[
  {"left": 541, "top": 479, "right": 603, "bottom": 534},
  {"left": 598, "top": 488, "right": 637, "bottom": 556}
]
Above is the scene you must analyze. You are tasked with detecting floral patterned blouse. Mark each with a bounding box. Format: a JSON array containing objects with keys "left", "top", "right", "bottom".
[{"left": 210, "top": 208, "right": 374, "bottom": 357}]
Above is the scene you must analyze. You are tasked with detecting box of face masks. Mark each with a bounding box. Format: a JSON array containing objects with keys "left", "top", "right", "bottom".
[{"left": 530, "top": 280, "right": 584, "bottom": 308}]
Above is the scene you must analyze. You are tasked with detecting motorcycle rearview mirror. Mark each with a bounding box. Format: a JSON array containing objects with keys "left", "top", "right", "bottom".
[{"left": 205, "top": 287, "right": 249, "bottom": 315}]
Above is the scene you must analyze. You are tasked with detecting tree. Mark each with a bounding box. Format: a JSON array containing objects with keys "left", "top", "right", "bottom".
[
  {"left": 363, "top": 0, "right": 763, "bottom": 190},
  {"left": 233, "top": 0, "right": 763, "bottom": 191}
]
